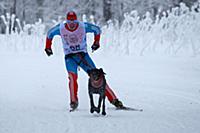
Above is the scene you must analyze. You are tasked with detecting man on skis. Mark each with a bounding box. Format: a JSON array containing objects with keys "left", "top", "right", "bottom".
[{"left": 45, "top": 11, "right": 123, "bottom": 110}]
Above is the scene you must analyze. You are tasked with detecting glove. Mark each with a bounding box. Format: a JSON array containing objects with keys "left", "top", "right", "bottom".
[
  {"left": 91, "top": 42, "right": 100, "bottom": 51},
  {"left": 45, "top": 48, "right": 53, "bottom": 56}
]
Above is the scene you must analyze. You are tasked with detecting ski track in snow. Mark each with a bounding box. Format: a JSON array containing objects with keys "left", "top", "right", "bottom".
[{"left": 0, "top": 52, "right": 200, "bottom": 133}]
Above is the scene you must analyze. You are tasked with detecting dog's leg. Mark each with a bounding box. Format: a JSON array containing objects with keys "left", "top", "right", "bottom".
[
  {"left": 89, "top": 94, "right": 95, "bottom": 113},
  {"left": 96, "top": 95, "right": 102, "bottom": 113},
  {"left": 102, "top": 96, "right": 106, "bottom": 115}
]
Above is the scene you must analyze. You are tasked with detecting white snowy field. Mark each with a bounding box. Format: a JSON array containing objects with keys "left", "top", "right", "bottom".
[
  {"left": 0, "top": 50, "right": 200, "bottom": 133},
  {"left": 1, "top": 4, "right": 200, "bottom": 132}
]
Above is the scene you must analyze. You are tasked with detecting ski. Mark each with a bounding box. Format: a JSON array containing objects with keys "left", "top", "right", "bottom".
[
  {"left": 117, "top": 106, "right": 143, "bottom": 112},
  {"left": 69, "top": 108, "right": 78, "bottom": 112}
]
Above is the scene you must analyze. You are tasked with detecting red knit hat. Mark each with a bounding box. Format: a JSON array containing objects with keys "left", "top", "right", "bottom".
[{"left": 66, "top": 11, "right": 77, "bottom": 20}]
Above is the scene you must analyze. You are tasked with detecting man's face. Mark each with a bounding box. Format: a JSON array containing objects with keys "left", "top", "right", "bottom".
[{"left": 67, "top": 20, "right": 78, "bottom": 30}]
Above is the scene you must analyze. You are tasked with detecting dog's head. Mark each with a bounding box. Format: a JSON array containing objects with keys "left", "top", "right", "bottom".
[{"left": 87, "top": 68, "right": 105, "bottom": 81}]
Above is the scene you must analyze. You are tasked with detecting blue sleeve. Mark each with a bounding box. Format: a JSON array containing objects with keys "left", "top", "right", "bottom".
[
  {"left": 84, "top": 22, "right": 101, "bottom": 35},
  {"left": 47, "top": 24, "right": 61, "bottom": 39}
]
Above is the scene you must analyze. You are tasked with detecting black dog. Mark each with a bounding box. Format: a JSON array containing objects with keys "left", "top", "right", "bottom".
[{"left": 87, "top": 68, "right": 106, "bottom": 115}]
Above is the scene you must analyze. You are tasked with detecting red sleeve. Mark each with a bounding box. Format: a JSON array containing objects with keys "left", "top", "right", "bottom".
[
  {"left": 94, "top": 34, "right": 100, "bottom": 44},
  {"left": 45, "top": 37, "right": 52, "bottom": 49}
]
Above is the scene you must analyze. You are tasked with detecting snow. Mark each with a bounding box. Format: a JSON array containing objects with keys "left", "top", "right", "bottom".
[
  {"left": 1, "top": 4, "right": 200, "bottom": 133},
  {"left": 0, "top": 50, "right": 200, "bottom": 133}
]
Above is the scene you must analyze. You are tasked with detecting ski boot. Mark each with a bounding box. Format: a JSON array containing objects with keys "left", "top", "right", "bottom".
[
  {"left": 111, "top": 99, "right": 124, "bottom": 109},
  {"left": 70, "top": 101, "right": 78, "bottom": 112}
]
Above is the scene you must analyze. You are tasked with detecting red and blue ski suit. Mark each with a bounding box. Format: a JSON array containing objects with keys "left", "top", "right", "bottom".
[{"left": 45, "top": 20, "right": 117, "bottom": 104}]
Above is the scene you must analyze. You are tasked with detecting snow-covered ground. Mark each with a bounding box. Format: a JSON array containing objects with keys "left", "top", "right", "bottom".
[
  {"left": 0, "top": 50, "right": 200, "bottom": 133},
  {"left": 1, "top": 3, "right": 200, "bottom": 132}
]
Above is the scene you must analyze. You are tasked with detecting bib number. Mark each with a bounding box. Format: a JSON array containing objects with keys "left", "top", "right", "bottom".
[{"left": 70, "top": 45, "right": 80, "bottom": 51}]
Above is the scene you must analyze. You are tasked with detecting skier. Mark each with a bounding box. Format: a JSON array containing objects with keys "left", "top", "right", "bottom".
[{"left": 45, "top": 11, "right": 124, "bottom": 110}]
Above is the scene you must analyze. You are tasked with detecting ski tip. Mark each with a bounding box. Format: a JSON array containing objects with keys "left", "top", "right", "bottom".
[
  {"left": 69, "top": 109, "right": 74, "bottom": 112},
  {"left": 139, "top": 109, "right": 143, "bottom": 112},
  {"left": 117, "top": 106, "right": 143, "bottom": 112},
  {"left": 69, "top": 108, "right": 78, "bottom": 112}
]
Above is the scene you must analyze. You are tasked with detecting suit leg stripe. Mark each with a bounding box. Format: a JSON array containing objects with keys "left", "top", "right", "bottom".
[
  {"left": 69, "top": 73, "right": 76, "bottom": 102},
  {"left": 106, "top": 84, "right": 117, "bottom": 99}
]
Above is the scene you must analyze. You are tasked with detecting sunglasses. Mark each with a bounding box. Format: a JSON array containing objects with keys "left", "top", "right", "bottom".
[{"left": 67, "top": 20, "right": 78, "bottom": 24}]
